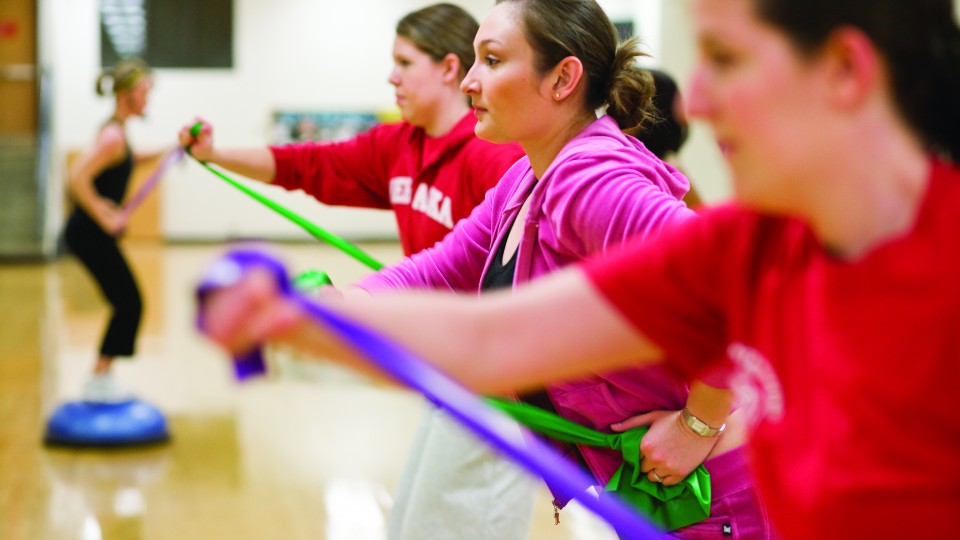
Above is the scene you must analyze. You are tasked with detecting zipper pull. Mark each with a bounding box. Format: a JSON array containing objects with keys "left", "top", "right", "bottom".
[{"left": 553, "top": 500, "right": 561, "bottom": 525}]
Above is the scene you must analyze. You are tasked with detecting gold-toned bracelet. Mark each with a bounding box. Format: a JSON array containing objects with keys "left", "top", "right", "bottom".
[{"left": 679, "top": 407, "right": 726, "bottom": 437}]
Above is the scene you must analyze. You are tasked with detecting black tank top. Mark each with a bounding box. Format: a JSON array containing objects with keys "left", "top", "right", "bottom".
[
  {"left": 70, "top": 120, "right": 133, "bottom": 226},
  {"left": 480, "top": 223, "right": 518, "bottom": 292},
  {"left": 92, "top": 129, "right": 134, "bottom": 204},
  {"left": 93, "top": 150, "right": 134, "bottom": 205},
  {"left": 480, "top": 213, "right": 591, "bottom": 474}
]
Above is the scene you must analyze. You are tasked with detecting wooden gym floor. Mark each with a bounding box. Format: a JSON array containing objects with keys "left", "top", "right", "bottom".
[{"left": 0, "top": 240, "right": 619, "bottom": 540}]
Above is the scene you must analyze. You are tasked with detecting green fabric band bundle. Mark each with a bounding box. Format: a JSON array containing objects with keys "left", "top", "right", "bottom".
[{"left": 486, "top": 397, "right": 711, "bottom": 531}]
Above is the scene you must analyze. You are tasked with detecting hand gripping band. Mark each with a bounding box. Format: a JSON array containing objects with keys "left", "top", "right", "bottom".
[{"left": 185, "top": 123, "right": 384, "bottom": 271}]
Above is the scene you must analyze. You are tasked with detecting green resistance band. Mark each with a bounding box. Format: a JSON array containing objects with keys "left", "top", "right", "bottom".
[
  {"left": 293, "top": 269, "right": 333, "bottom": 291},
  {"left": 186, "top": 123, "right": 384, "bottom": 271},
  {"left": 185, "top": 125, "right": 713, "bottom": 530},
  {"left": 486, "top": 397, "right": 712, "bottom": 531}
]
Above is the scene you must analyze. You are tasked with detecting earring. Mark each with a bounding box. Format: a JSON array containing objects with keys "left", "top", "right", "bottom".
[{"left": 555, "top": 92, "right": 561, "bottom": 99}]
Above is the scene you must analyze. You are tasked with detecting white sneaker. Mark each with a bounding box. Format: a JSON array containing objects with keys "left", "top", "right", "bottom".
[{"left": 82, "top": 373, "right": 134, "bottom": 403}]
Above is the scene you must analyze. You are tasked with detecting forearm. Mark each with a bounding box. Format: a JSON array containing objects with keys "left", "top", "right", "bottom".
[
  {"left": 684, "top": 380, "right": 746, "bottom": 456},
  {"left": 317, "top": 268, "right": 663, "bottom": 394},
  {"left": 204, "top": 264, "right": 663, "bottom": 396},
  {"left": 132, "top": 146, "right": 171, "bottom": 164},
  {"left": 206, "top": 147, "right": 277, "bottom": 183},
  {"left": 684, "top": 380, "right": 734, "bottom": 428},
  {"left": 68, "top": 175, "right": 116, "bottom": 225}
]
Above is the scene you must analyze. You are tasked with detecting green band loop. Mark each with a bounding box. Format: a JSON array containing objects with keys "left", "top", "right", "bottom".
[
  {"left": 486, "top": 397, "right": 712, "bottom": 531},
  {"left": 184, "top": 123, "right": 384, "bottom": 271}
]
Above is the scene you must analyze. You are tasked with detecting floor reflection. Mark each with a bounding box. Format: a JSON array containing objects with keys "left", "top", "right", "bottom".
[
  {"left": 42, "top": 445, "right": 170, "bottom": 540},
  {"left": 324, "top": 479, "right": 391, "bottom": 540}
]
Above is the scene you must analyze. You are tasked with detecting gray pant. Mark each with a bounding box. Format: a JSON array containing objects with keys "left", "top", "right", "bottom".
[{"left": 387, "top": 403, "right": 537, "bottom": 540}]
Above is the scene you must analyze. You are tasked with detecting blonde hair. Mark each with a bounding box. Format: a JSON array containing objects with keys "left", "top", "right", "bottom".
[{"left": 95, "top": 58, "right": 151, "bottom": 97}]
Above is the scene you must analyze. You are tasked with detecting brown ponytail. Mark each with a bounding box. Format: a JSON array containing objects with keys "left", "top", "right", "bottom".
[{"left": 605, "top": 37, "right": 657, "bottom": 133}]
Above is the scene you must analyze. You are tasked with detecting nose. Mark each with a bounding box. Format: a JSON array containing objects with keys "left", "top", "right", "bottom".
[
  {"left": 388, "top": 65, "right": 401, "bottom": 87},
  {"left": 460, "top": 63, "right": 479, "bottom": 96}
]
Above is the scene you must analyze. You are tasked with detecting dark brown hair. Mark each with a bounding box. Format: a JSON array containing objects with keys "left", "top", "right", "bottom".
[
  {"left": 755, "top": 0, "right": 960, "bottom": 161},
  {"left": 496, "top": 0, "right": 657, "bottom": 132},
  {"left": 396, "top": 3, "right": 479, "bottom": 81},
  {"left": 630, "top": 69, "right": 688, "bottom": 159}
]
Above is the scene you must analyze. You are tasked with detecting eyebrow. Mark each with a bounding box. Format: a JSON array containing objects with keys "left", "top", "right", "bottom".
[{"left": 476, "top": 38, "right": 504, "bottom": 49}]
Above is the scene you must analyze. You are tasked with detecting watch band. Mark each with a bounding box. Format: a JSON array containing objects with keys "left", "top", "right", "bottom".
[{"left": 680, "top": 407, "right": 726, "bottom": 437}]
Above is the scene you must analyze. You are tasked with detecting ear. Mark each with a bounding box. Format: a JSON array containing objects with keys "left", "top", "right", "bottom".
[
  {"left": 440, "top": 53, "right": 463, "bottom": 85},
  {"left": 819, "top": 26, "right": 882, "bottom": 109},
  {"left": 547, "top": 56, "right": 584, "bottom": 101}
]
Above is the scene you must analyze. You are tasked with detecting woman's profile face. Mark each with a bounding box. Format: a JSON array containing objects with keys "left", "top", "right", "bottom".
[
  {"left": 461, "top": 3, "right": 554, "bottom": 145},
  {"left": 389, "top": 35, "right": 450, "bottom": 128},
  {"left": 124, "top": 76, "right": 153, "bottom": 117},
  {"left": 686, "top": 0, "right": 835, "bottom": 212}
]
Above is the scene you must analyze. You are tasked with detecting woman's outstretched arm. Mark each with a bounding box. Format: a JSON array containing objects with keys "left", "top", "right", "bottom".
[{"left": 200, "top": 265, "right": 665, "bottom": 394}]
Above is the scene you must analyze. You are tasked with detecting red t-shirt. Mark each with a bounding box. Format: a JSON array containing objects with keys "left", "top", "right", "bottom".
[
  {"left": 585, "top": 159, "right": 960, "bottom": 538},
  {"left": 270, "top": 113, "right": 523, "bottom": 256}
]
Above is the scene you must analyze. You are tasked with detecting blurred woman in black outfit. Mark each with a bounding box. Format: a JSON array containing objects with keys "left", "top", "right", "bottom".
[{"left": 64, "top": 58, "right": 154, "bottom": 402}]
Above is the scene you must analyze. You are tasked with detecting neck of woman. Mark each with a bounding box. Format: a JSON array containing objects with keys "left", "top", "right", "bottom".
[
  {"left": 423, "top": 94, "right": 471, "bottom": 138},
  {"left": 808, "top": 125, "right": 931, "bottom": 260},
  {"left": 112, "top": 106, "right": 132, "bottom": 125},
  {"left": 523, "top": 111, "right": 596, "bottom": 179}
]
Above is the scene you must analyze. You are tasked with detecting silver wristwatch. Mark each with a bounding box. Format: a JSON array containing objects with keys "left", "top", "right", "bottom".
[{"left": 680, "top": 408, "right": 726, "bottom": 437}]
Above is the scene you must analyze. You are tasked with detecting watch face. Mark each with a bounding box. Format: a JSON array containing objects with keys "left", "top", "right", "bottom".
[
  {"left": 682, "top": 408, "right": 724, "bottom": 437},
  {"left": 689, "top": 418, "right": 710, "bottom": 436}
]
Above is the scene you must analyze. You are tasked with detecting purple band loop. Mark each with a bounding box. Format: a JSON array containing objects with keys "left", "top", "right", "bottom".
[
  {"left": 121, "top": 147, "right": 185, "bottom": 217},
  {"left": 195, "top": 248, "right": 663, "bottom": 539}
]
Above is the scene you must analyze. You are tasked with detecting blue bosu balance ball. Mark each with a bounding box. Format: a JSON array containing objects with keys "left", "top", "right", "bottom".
[{"left": 44, "top": 398, "right": 170, "bottom": 447}]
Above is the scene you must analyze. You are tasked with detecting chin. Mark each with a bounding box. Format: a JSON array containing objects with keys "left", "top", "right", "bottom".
[
  {"left": 475, "top": 125, "right": 507, "bottom": 144},
  {"left": 733, "top": 182, "right": 788, "bottom": 215},
  {"left": 730, "top": 172, "right": 764, "bottom": 207}
]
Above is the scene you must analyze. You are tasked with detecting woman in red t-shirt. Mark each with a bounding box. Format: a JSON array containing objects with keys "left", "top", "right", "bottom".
[
  {"left": 197, "top": 0, "right": 960, "bottom": 538},
  {"left": 178, "top": 4, "right": 523, "bottom": 256}
]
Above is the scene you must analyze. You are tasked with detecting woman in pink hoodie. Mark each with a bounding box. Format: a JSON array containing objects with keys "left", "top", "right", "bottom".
[{"left": 203, "top": 1, "right": 775, "bottom": 538}]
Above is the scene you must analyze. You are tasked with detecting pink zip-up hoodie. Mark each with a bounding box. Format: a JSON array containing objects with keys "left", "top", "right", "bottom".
[{"left": 358, "top": 115, "right": 705, "bottom": 502}]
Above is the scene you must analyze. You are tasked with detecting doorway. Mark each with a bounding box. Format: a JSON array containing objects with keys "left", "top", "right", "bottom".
[{"left": 0, "top": 0, "right": 44, "bottom": 259}]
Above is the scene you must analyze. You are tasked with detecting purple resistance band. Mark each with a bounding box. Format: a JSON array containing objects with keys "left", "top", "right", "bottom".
[
  {"left": 120, "top": 147, "right": 185, "bottom": 218},
  {"left": 195, "top": 248, "right": 663, "bottom": 539}
]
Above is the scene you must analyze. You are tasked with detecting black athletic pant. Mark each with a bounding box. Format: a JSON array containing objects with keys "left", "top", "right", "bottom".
[{"left": 64, "top": 214, "right": 143, "bottom": 358}]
